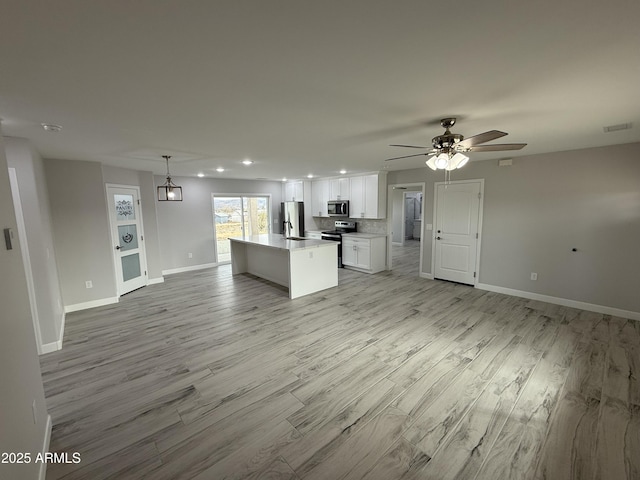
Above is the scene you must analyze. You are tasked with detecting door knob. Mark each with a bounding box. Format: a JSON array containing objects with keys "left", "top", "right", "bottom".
[
  {"left": 436, "top": 237, "right": 441, "bottom": 240},
  {"left": 115, "top": 245, "right": 121, "bottom": 250}
]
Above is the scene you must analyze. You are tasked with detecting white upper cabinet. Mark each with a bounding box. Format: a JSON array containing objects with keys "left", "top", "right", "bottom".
[
  {"left": 283, "top": 181, "right": 304, "bottom": 202},
  {"left": 329, "top": 178, "right": 350, "bottom": 200},
  {"left": 311, "top": 179, "right": 329, "bottom": 217},
  {"left": 349, "top": 173, "right": 387, "bottom": 219}
]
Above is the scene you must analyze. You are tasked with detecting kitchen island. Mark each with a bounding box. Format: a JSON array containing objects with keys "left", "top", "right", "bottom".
[{"left": 229, "top": 234, "right": 338, "bottom": 299}]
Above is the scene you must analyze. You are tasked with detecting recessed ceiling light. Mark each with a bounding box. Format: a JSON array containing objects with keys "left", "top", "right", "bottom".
[
  {"left": 216, "top": 167, "right": 225, "bottom": 173},
  {"left": 242, "top": 159, "right": 253, "bottom": 165},
  {"left": 307, "top": 174, "right": 313, "bottom": 178},
  {"left": 339, "top": 169, "right": 347, "bottom": 174},
  {"left": 282, "top": 178, "right": 287, "bottom": 182},
  {"left": 41, "top": 123, "right": 63, "bottom": 132},
  {"left": 197, "top": 173, "right": 205, "bottom": 177}
]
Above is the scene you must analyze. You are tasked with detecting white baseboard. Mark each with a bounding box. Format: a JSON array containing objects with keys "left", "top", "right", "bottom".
[
  {"left": 162, "top": 262, "right": 219, "bottom": 276},
  {"left": 420, "top": 272, "right": 434, "bottom": 280},
  {"left": 64, "top": 296, "right": 119, "bottom": 313},
  {"left": 148, "top": 277, "right": 165, "bottom": 285},
  {"left": 39, "top": 414, "right": 52, "bottom": 480},
  {"left": 40, "top": 341, "right": 59, "bottom": 355},
  {"left": 39, "top": 312, "right": 66, "bottom": 354},
  {"left": 476, "top": 283, "right": 640, "bottom": 321}
]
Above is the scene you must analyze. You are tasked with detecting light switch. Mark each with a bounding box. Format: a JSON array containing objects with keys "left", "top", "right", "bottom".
[{"left": 4, "top": 228, "right": 14, "bottom": 250}]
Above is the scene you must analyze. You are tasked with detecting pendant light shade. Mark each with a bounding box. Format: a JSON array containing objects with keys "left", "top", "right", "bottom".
[{"left": 157, "top": 155, "right": 182, "bottom": 201}]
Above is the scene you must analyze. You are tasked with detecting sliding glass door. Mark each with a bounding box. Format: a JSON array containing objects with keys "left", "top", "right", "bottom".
[{"left": 213, "top": 195, "right": 271, "bottom": 263}]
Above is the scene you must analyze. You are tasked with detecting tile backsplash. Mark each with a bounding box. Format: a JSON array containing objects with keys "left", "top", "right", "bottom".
[{"left": 312, "top": 217, "right": 387, "bottom": 234}]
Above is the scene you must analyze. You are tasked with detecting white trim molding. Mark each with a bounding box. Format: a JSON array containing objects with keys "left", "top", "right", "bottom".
[
  {"left": 476, "top": 283, "right": 640, "bottom": 321},
  {"left": 420, "top": 272, "right": 434, "bottom": 280},
  {"left": 64, "top": 296, "right": 119, "bottom": 313},
  {"left": 38, "top": 414, "right": 52, "bottom": 480},
  {"left": 162, "top": 262, "right": 219, "bottom": 276},
  {"left": 148, "top": 277, "right": 165, "bottom": 285},
  {"left": 39, "top": 311, "right": 65, "bottom": 354}
]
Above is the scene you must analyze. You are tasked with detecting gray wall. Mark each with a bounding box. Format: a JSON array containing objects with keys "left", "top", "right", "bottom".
[
  {"left": 45, "top": 159, "right": 117, "bottom": 306},
  {"left": 5, "top": 137, "right": 65, "bottom": 347},
  {"left": 391, "top": 189, "right": 404, "bottom": 243},
  {"left": 0, "top": 131, "right": 49, "bottom": 480},
  {"left": 155, "top": 175, "right": 283, "bottom": 271},
  {"left": 102, "top": 165, "right": 163, "bottom": 281},
  {"left": 388, "top": 142, "right": 640, "bottom": 313}
]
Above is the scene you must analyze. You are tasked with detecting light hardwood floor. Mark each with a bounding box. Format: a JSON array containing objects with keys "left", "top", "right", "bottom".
[{"left": 40, "top": 248, "right": 639, "bottom": 479}]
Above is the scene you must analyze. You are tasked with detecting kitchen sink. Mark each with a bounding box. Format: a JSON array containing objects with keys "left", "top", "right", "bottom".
[{"left": 285, "top": 236, "right": 307, "bottom": 241}]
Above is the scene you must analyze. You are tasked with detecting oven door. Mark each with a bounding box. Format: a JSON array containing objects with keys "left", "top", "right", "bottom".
[
  {"left": 321, "top": 233, "right": 343, "bottom": 268},
  {"left": 328, "top": 201, "right": 349, "bottom": 217}
]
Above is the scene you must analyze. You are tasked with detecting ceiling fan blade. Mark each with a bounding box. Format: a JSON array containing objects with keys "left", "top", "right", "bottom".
[
  {"left": 389, "top": 144, "right": 429, "bottom": 149},
  {"left": 468, "top": 143, "right": 527, "bottom": 152},
  {"left": 455, "top": 130, "right": 507, "bottom": 148},
  {"left": 385, "top": 152, "right": 432, "bottom": 161}
]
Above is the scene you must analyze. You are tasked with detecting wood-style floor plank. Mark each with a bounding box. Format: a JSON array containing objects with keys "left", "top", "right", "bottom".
[{"left": 38, "top": 242, "right": 639, "bottom": 479}]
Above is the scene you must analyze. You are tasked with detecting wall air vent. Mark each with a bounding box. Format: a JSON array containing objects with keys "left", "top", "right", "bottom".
[{"left": 603, "top": 122, "right": 632, "bottom": 133}]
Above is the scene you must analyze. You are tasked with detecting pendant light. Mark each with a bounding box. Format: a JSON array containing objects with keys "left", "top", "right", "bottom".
[{"left": 157, "top": 155, "right": 183, "bottom": 201}]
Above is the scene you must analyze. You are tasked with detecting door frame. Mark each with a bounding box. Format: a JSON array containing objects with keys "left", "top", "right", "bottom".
[
  {"left": 211, "top": 193, "right": 273, "bottom": 264},
  {"left": 105, "top": 184, "right": 148, "bottom": 297},
  {"left": 8, "top": 168, "right": 44, "bottom": 354},
  {"left": 431, "top": 178, "right": 485, "bottom": 287},
  {"left": 386, "top": 182, "right": 425, "bottom": 274}
]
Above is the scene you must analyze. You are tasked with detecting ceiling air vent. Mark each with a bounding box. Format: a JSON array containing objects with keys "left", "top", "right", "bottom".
[{"left": 603, "top": 122, "right": 632, "bottom": 133}]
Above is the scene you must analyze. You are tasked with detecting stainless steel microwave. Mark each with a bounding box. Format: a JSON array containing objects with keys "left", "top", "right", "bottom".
[{"left": 327, "top": 200, "right": 349, "bottom": 217}]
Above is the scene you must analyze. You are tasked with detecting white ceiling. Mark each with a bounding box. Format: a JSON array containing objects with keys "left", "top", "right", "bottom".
[{"left": 1, "top": 0, "right": 639, "bottom": 180}]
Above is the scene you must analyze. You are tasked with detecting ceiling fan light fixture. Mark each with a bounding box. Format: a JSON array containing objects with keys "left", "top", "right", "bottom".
[
  {"left": 450, "top": 152, "right": 469, "bottom": 169},
  {"left": 435, "top": 153, "right": 449, "bottom": 169},
  {"left": 426, "top": 156, "right": 438, "bottom": 170}
]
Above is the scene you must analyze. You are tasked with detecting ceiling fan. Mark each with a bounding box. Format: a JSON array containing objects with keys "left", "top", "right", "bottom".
[{"left": 386, "top": 117, "right": 527, "bottom": 171}]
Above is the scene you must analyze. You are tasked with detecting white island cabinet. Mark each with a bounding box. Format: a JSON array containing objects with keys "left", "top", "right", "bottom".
[{"left": 230, "top": 234, "right": 338, "bottom": 299}]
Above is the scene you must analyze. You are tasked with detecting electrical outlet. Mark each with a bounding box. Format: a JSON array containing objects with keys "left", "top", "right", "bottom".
[
  {"left": 309, "top": 251, "right": 313, "bottom": 259},
  {"left": 188, "top": 252, "right": 193, "bottom": 259},
  {"left": 85, "top": 280, "right": 93, "bottom": 289},
  {"left": 530, "top": 272, "right": 537, "bottom": 281}
]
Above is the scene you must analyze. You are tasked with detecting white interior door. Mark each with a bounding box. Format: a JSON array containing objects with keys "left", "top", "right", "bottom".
[
  {"left": 434, "top": 180, "right": 482, "bottom": 285},
  {"left": 107, "top": 185, "right": 147, "bottom": 295}
]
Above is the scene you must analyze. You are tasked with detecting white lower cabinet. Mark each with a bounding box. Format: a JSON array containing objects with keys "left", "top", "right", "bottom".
[{"left": 341, "top": 235, "right": 386, "bottom": 273}]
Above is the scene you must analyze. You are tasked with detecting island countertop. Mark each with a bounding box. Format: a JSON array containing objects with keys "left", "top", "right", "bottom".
[
  {"left": 229, "top": 234, "right": 338, "bottom": 299},
  {"left": 229, "top": 234, "right": 335, "bottom": 251}
]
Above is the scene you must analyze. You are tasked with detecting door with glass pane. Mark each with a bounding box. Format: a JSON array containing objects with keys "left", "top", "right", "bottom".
[
  {"left": 107, "top": 185, "right": 147, "bottom": 295},
  {"left": 213, "top": 195, "right": 271, "bottom": 263}
]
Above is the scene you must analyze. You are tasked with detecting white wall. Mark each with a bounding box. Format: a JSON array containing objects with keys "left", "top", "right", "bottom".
[
  {"left": 5, "top": 137, "right": 65, "bottom": 350},
  {"left": 155, "top": 175, "right": 284, "bottom": 272},
  {"left": 45, "top": 159, "right": 117, "bottom": 307},
  {"left": 388, "top": 142, "right": 640, "bottom": 315},
  {"left": 0, "top": 130, "right": 49, "bottom": 480}
]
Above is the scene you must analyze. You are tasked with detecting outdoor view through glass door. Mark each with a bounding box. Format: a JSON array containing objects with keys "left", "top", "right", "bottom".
[{"left": 213, "top": 195, "right": 270, "bottom": 262}]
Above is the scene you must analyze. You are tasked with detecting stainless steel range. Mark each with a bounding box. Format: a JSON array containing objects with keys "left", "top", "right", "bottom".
[{"left": 321, "top": 220, "right": 357, "bottom": 268}]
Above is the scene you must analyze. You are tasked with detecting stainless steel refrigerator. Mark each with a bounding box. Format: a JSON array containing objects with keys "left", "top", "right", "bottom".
[{"left": 280, "top": 201, "right": 305, "bottom": 237}]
